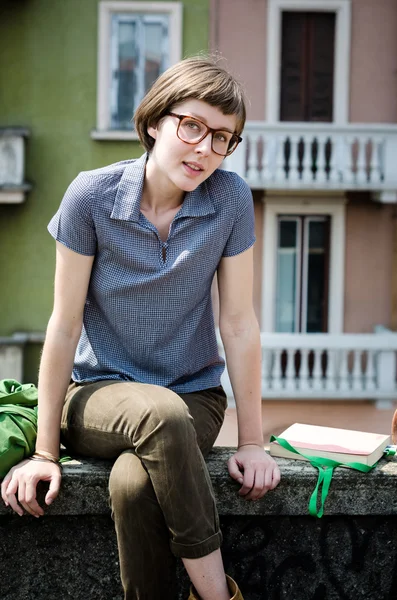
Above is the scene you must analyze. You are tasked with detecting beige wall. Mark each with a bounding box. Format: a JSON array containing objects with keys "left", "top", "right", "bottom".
[
  {"left": 211, "top": 0, "right": 397, "bottom": 123},
  {"left": 350, "top": 0, "right": 397, "bottom": 122},
  {"left": 344, "top": 199, "right": 394, "bottom": 332}
]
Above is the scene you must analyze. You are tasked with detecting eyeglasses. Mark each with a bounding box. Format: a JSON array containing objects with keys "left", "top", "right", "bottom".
[{"left": 167, "top": 112, "right": 242, "bottom": 157}]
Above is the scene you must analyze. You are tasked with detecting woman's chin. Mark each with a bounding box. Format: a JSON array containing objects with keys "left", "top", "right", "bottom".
[{"left": 177, "top": 176, "right": 204, "bottom": 193}]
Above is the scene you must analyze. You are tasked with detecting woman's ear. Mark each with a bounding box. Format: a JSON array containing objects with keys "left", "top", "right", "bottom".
[{"left": 147, "top": 125, "right": 157, "bottom": 140}]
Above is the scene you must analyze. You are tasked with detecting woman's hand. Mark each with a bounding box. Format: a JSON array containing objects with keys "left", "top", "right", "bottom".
[
  {"left": 227, "top": 444, "right": 281, "bottom": 501},
  {"left": 1, "top": 458, "right": 62, "bottom": 518}
]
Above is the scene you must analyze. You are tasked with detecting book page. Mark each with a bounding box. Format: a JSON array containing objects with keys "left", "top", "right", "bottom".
[{"left": 280, "top": 423, "right": 390, "bottom": 456}]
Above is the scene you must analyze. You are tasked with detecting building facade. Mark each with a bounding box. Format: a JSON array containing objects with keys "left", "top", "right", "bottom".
[
  {"left": 211, "top": 0, "right": 397, "bottom": 402},
  {"left": 0, "top": 0, "right": 208, "bottom": 382},
  {"left": 1, "top": 0, "right": 397, "bottom": 403}
]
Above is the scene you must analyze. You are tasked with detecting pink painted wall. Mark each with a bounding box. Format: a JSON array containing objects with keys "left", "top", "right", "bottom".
[
  {"left": 211, "top": 0, "right": 397, "bottom": 123},
  {"left": 344, "top": 200, "right": 394, "bottom": 332},
  {"left": 210, "top": 0, "right": 268, "bottom": 120},
  {"left": 350, "top": 0, "right": 397, "bottom": 122}
]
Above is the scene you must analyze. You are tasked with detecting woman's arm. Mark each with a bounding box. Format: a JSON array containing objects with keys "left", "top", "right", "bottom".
[
  {"left": 217, "top": 247, "right": 280, "bottom": 500},
  {"left": 1, "top": 242, "right": 94, "bottom": 516},
  {"left": 36, "top": 242, "right": 95, "bottom": 456}
]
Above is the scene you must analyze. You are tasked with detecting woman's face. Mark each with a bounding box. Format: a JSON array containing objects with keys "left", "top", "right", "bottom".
[{"left": 147, "top": 99, "right": 238, "bottom": 195}]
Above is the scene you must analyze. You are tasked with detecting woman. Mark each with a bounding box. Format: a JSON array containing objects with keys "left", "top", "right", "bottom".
[{"left": 1, "top": 56, "right": 280, "bottom": 600}]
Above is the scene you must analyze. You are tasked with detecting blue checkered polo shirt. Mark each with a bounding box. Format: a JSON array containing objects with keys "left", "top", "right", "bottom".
[{"left": 48, "top": 153, "right": 255, "bottom": 393}]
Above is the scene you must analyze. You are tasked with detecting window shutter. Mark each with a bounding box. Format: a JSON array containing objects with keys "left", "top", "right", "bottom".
[
  {"left": 309, "top": 13, "right": 335, "bottom": 122},
  {"left": 280, "top": 12, "right": 335, "bottom": 122},
  {"left": 280, "top": 13, "right": 306, "bottom": 122}
]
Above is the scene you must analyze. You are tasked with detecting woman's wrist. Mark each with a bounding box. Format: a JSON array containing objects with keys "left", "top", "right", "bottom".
[
  {"left": 31, "top": 450, "right": 60, "bottom": 463},
  {"left": 29, "top": 456, "right": 63, "bottom": 471},
  {"left": 237, "top": 442, "right": 264, "bottom": 449}
]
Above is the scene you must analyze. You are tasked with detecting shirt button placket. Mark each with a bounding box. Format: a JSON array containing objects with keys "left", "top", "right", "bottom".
[{"left": 161, "top": 242, "right": 168, "bottom": 265}]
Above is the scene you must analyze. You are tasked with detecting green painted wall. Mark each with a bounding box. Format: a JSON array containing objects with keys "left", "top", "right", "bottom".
[{"left": 0, "top": 0, "right": 209, "bottom": 341}]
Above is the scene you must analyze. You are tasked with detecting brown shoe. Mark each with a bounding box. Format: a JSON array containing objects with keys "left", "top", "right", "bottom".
[{"left": 188, "top": 574, "right": 243, "bottom": 600}]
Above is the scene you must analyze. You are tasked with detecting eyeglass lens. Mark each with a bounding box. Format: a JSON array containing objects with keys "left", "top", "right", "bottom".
[{"left": 178, "top": 117, "right": 238, "bottom": 156}]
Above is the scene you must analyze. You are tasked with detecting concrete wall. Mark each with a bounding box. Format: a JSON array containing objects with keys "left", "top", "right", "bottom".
[
  {"left": 0, "top": 0, "right": 209, "bottom": 337},
  {"left": 2, "top": 450, "right": 397, "bottom": 599}
]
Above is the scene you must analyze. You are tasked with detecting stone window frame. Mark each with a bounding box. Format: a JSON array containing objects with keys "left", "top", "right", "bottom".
[
  {"left": 92, "top": 1, "right": 182, "bottom": 141},
  {"left": 261, "top": 196, "right": 346, "bottom": 333},
  {"left": 266, "top": 0, "right": 352, "bottom": 125}
]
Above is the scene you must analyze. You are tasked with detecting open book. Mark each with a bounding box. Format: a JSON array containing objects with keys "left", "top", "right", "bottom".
[{"left": 269, "top": 423, "right": 391, "bottom": 467}]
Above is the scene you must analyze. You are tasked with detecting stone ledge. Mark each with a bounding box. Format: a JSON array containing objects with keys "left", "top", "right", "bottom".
[
  {"left": 2, "top": 448, "right": 397, "bottom": 599},
  {"left": 1, "top": 447, "right": 396, "bottom": 518}
]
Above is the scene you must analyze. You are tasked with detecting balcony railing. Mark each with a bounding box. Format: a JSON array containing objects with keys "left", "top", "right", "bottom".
[
  {"left": 2, "top": 332, "right": 396, "bottom": 407},
  {"left": 224, "top": 122, "right": 397, "bottom": 193},
  {"left": 218, "top": 332, "right": 397, "bottom": 406}
]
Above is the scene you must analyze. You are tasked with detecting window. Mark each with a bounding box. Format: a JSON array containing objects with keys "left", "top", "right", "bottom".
[
  {"left": 266, "top": 0, "right": 351, "bottom": 124},
  {"left": 280, "top": 12, "right": 335, "bottom": 122},
  {"left": 275, "top": 216, "right": 330, "bottom": 332},
  {"left": 95, "top": 2, "right": 182, "bottom": 139},
  {"left": 261, "top": 198, "right": 346, "bottom": 333}
]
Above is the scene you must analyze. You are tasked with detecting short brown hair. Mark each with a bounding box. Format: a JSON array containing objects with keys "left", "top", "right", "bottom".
[{"left": 133, "top": 55, "right": 247, "bottom": 152}]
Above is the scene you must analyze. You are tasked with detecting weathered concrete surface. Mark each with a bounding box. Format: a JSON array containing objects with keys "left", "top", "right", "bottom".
[{"left": 1, "top": 449, "right": 397, "bottom": 599}]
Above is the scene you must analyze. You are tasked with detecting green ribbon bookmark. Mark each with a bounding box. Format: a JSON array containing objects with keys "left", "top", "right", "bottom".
[
  {"left": 384, "top": 445, "right": 397, "bottom": 457},
  {"left": 270, "top": 435, "right": 374, "bottom": 518}
]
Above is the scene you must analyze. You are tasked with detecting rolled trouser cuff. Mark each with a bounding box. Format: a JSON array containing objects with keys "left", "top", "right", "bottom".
[{"left": 170, "top": 530, "right": 223, "bottom": 558}]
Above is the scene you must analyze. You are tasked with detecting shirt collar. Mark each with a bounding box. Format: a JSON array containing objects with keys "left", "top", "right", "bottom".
[
  {"left": 111, "top": 153, "right": 216, "bottom": 222},
  {"left": 111, "top": 153, "right": 147, "bottom": 222}
]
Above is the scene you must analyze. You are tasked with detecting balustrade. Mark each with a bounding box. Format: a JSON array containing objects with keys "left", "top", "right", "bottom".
[
  {"left": 225, "top": 122, "right": 397, "bottom": 192},
  {"left": 218, "top": 332, "right": 397, "bottom": 405}
]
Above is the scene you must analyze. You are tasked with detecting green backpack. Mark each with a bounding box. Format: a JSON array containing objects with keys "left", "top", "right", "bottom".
[{"left": 0, "top": 379, "right": 38, "bottom": 479}]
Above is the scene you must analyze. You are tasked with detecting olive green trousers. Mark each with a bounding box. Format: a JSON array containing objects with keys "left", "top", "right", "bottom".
[{"left": 61, "top": 380, "right": 227, "bottom": 600}]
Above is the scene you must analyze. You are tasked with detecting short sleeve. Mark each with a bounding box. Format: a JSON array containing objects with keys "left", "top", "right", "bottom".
[
  {"left": 48, "top": 172, "right": 97, "bottom": 256},
  {"left": 222, "top": 175, "right": 256, "bottom": 257}
]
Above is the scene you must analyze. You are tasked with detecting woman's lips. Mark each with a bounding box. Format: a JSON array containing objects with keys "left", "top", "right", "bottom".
[{"left": 183, "top": 161, "right": 204, "bottom": 176}]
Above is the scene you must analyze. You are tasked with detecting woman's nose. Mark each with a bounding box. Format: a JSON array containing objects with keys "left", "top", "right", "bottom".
[{"left": 194, "top": 132, "right": 212, "bottom": 155}]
